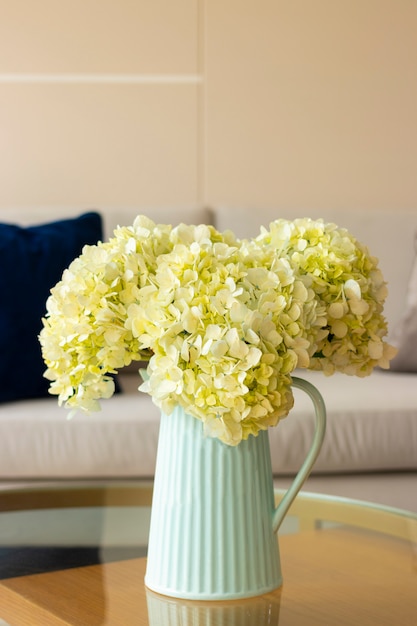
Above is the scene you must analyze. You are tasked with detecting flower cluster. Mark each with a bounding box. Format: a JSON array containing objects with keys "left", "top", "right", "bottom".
[
  {"left": 255, "top": 219, "right": 396, "bottom": 376},
  {"left": 40, "top": 216, "right": 396, "bottom": 445}
]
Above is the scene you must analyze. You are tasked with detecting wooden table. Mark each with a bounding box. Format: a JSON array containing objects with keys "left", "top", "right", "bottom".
[{"left": 0, "top": 483, "right": 416, "bottom": 625}]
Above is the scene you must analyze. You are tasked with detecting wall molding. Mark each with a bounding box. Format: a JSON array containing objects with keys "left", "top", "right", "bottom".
[{"left": 0, "top": 74, "right": 203, "bottom": 84}]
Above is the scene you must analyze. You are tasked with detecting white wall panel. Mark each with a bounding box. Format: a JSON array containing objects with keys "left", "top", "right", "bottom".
[
  {"left": 0, "top": 1, "right": 201, "bottom": 211},
  {"left": 0, "top": 0, "right": 199, "bottom": 74},
  {"left": 0, "top": 84, "right": 199, "bottom": 208},
  {"left": 204, "top": 0, "right": 417, "bottom": 211}
]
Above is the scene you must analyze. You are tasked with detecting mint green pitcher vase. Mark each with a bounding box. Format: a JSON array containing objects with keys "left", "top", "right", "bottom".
[{"left": 145, "top": 377, "right": 326, "bottom": 600}]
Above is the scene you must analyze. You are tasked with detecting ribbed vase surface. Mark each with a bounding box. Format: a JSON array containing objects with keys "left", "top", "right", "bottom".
[
  {"left": 145, "top": 378, "right": 326, "bottom": 601},
  {"left": 145, "top": 405, "right": 282, "bottom": 600}
]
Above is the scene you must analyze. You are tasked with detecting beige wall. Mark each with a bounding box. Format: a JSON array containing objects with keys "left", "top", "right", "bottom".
[
  {"left": 0, "top": 1, "right": 416, "bottom": 218},
  {"left": 205, "top": 0, "right": 417, "bottom": 212},
  {"left": 0, "top": 0, "right": 202, "bottom": 214}
]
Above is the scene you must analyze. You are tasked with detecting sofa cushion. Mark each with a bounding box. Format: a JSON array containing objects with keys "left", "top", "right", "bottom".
[
  {"left": 0, "top": 375, "right": 160, "bottom": 479},
  {"left": 389, "top": 233, "right": 417, "bottom": 372},
  {"left": 269, "top": 369, "right": 417, "bottom": 475},
  {"left": 0, "top": 212, "right": 103, "bottom": 403},
  {"left": 0, "top": 369, "right": 415, "bottom": 479}
]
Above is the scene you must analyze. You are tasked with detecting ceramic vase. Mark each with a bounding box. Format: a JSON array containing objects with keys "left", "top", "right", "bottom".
[{"left": 145, "top": 376, "right": 326, "bottom": 600}]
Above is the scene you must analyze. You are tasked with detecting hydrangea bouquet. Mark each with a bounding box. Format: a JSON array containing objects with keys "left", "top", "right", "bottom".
[{"left": 40, "top": 216, "right": 396, "bottom": 446}]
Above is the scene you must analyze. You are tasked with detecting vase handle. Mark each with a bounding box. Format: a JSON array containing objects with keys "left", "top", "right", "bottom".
[{"left": 272, "top": 376, "right": 326, "bottom": 534}]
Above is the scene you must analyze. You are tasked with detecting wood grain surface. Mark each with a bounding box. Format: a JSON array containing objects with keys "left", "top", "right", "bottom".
[{"left": 0, "top": 526, "right": 416, "bottom": 625}]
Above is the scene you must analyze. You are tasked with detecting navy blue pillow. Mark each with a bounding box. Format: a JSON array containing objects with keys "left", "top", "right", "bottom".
[{"left": 0, "top": 212, "right": 103, "bottom": 403}]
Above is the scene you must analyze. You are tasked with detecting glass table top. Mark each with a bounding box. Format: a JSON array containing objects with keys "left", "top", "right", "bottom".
[{"left": 0, "top": 481, "right": 416, "bottom": 625}]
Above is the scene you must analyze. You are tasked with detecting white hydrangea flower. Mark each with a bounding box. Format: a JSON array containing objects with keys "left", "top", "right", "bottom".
[
  {"left": 40, "top": 214, "right": 396, "bottom": 445},
  {"left": 256, "top": 218, "right": 397, "bottom": 377}
]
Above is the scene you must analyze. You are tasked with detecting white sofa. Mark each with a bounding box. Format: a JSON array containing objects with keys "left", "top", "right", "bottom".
[{"left": 1, "top": 206, "right": 416, "bottom": 512}]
